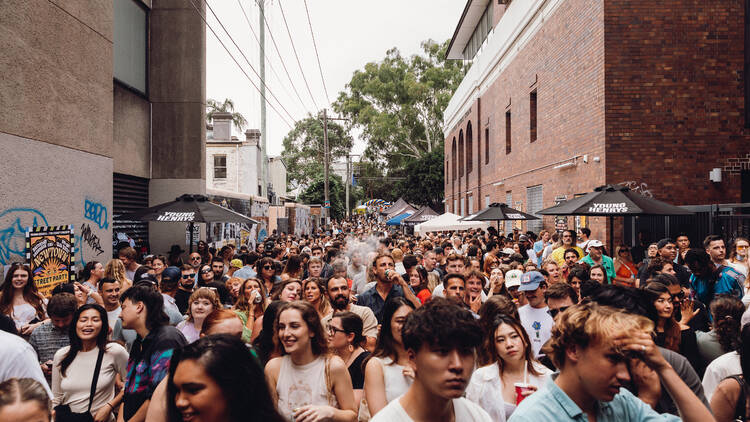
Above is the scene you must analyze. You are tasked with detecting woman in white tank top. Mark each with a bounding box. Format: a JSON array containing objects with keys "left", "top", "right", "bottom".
[
  {"left": 364, "top": 298, "right": 416, "bottom": 416},
  {"left": 265, "top": 301, "right": 357, "bottom": 421}
]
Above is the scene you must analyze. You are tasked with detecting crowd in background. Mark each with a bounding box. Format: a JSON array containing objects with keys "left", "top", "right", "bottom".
[{"left": 1, "top": 217, "right": 749, "bottom": 421}]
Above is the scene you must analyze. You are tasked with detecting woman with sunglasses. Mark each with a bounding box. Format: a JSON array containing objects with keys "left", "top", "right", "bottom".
[
  {"left": 613, "top": 245, "right": 638, "bottom": 287},
  {"left": 328, "top": 311, "right": 370, "bottom": 407},
  {"left": 196, "top": 240, "right": 212, "bottom": 266},
  {"left": 728, "top": 237, "right": 750, "bottom": 289},
  {"left": 466, "top": 313, "right": 551, "bottom": 421},
  {"left": 52, "top": 304, "right": 128, "bottom": 422},
  {"left": 256, "top": 258, "right": 281, "bottom": 294}
]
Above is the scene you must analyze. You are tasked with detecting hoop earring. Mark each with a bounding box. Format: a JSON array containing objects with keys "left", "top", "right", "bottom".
[{"left": 348, "top": 344, "right": 354, "bottom": 352}]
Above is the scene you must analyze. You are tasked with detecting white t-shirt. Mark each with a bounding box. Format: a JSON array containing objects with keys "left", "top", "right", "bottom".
[
  {"left": 702, "top": 350, "right": 741, "bottom": 402},
  {"left": 525, "top": 249, "right": 538, "bottom": 265},
  {"left": 371, "top": 396, "right": 491, "bottom": 422},
  {"left": 0, "top": 330, "right": 52, "bottom": 398},
  {"left": 106, "top": 307, "right": 121, "bottom": 330},
  {"left": 518, "top": 304, "right": 553, "bottom": 357}
]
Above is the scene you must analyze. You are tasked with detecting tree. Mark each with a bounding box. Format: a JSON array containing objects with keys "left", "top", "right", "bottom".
[
  {"left": 353, "top": 159, "right": 399, "bottom": 203},
  {"left": 281, "top": 116, "right": 353, "bottom": 190},
  {"left": 206, "top": 98, "right": 248, "bottom": 131},
  {"left": 334, "top": 39, "right": 466, "bottom": 170},
  {"left": 299, "top": 174, "right": 355, "bottom": 220},
  {"left": 396, "top": 149, "right": 445, "bottom": 210}
]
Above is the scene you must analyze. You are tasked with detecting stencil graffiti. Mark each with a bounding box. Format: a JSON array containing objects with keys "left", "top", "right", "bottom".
[
  {"left": 0, "top": 208, "right": 49, "bottom": 265},
  {"left": 84, "top": 199, "right": 109, "bottom": 229},
  {"left": 618, "top": 181, "right": 654, "bottom": 198}
]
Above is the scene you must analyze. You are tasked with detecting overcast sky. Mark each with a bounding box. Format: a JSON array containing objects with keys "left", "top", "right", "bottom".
[{"left": 205, "top": 0, "right": 465, "bottom": 157}]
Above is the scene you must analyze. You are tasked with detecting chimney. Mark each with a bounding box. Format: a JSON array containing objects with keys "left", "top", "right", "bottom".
[
  {"left": 245, "top": 128, "right": 261, "bottom": 146},
  {"left": 212, "top": 112, "right": 233, "bottom": 142}
]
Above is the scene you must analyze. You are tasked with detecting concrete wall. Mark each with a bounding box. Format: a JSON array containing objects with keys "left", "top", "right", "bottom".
[
  {"left": 114, "top": 84, "right": 151, "bottom": 178},
  {"left": 0, "top": 133, "right": 113, "bottom": 269},
  {"left": 206, "top": 144, "right": 241, "bottom": 192}
]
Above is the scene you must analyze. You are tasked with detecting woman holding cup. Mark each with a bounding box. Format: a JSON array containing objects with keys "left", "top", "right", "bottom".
[
  {"left": 233, "top": 278, "right": 269, "bottom": 343},
  {"left": 466, "top": 313, "right": 551, "bottom": 421}
]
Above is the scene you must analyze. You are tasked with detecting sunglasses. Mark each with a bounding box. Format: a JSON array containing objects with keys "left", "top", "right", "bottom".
[
  {"left": 190, "top": 257, "right": 201, "bottom": 261},
  {"left": 181, "top": 274, "right": 194, "bottom": 279},
  {"left": 619, "top": 249, "right": 630, "bottom": 253},
  {"left": 263, "top": 265, "right": 274, "bottom": 270},
  {"left": 671, "top": 291, "right": 686, "bottom": 301},
  {"left": 738, "top": 245, "right": 749, "bottom": 251},
  {"left": 200, "top": 269, "right": 212, "bottom": 274},
  {"left": 547, "top": 306, "right": 570, "bottom": 319}
]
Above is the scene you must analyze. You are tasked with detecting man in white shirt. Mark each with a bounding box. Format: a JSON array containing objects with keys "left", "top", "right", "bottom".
[
  {"left": 371, "top": 298, "right": 491, "bottom": 422},
  {"left": 99, "top": 278, "right": 122, "bottom": 330},
  {"left": 517, "top": 271, "right": 553, "bottom": 357}
]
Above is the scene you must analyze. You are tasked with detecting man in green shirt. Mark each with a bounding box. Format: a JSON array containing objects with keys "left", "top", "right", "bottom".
[{"left": 581, "top": 240, "right": 616, "bottom": 281}]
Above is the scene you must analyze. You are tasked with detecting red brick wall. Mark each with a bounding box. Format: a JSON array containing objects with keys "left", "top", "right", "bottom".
[
  {"left": 604, "top": 0, "right": 750, "bottom": 204},
  {"left": 445, "top": 0, "right": 610, "bottom": 241}
]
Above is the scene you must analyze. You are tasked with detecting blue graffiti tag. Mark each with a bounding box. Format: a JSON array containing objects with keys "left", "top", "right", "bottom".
[
  {"left": 84, "top": 199, "right": 109, "bottom": 230},
  {"left": 0, "top": 208, "right": 49, "bottom": 265}
]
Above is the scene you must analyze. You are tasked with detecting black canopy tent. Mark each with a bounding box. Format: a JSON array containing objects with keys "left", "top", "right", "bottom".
[
  {"left": 115, "top": 194, "right": 259, "bottom": 252},
  {"left": 460, "top": 202, "right": 539, "bottom": 232},
  {"left": 537, "top": 185, "right": 693, "bottom": 249}
]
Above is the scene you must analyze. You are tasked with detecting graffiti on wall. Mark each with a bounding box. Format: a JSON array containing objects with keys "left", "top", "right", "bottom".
[
  {"left": 0, "top": 208, "right": 49, "bottom": 265},
  {"left": 618, "top": 181, "right": 653, "bottom": 198},
  {"left": 84, "top": 198, "right": 109, "bottom": 229}
]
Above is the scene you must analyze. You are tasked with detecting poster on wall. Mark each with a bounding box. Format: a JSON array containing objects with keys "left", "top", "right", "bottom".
[{"left": 26, "top": 225, "right": 76, "bottom": 298}]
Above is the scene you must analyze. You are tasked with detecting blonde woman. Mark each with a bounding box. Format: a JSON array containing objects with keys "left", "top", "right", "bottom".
[
  {"left": 233, "top": 277, "right": 270, "bottom": 343},
  {"left": 104, "top": 259, "right": 132, "bottom": 291},
  {"left": 176, "top": 287, "right": 220, "bottom": 343}
]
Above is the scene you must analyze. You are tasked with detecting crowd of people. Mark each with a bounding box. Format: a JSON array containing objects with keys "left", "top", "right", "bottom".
[{"left": 1, "top": 219, "right": 749, "bottom": 422}]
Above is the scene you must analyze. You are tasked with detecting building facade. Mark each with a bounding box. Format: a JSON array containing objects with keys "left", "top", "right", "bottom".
[
  {"left": 1, "top": 0, "right": 206, "bottom": 266},
  {"left": 443, "top": 0, "right": 750, "bottom": 242}
]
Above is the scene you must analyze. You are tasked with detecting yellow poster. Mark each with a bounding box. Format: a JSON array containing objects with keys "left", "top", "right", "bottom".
[{"left": 26, "top": 226, "right": 75, "bottom": 298}]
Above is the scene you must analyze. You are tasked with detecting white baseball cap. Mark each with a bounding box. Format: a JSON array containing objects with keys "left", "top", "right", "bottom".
[{"left": 505, "top": 269, "right": 523, "bottom": 289}]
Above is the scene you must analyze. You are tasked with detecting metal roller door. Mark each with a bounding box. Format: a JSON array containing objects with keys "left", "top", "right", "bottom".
[
  {"left": 113, "top": 173, "right": 149, "bottom": 253},
  {"left": 526, "top": 185, "right": 543, "bottom": 233}
]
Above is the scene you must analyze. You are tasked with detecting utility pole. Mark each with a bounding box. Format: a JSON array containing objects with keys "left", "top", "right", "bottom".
[
  {"left": 320, "top": 108, "right": 349, "bottom": 225},
  {"left": 259, "top": 0, "right": 268, "bottom": 198},
  {"left": 345, "top": 155, "right": 350, "bottom": 219}
]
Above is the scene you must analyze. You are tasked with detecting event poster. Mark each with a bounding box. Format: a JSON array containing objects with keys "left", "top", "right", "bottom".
[{"left": 25, "top": 225, "right": 76, "bottom": 298}]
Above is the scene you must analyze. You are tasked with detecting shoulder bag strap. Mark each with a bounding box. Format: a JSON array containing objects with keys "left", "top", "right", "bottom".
[
  {"left": 87, "top": 346, "right": 106, "bottom": 413},
  {"left": 730, "top": 375, "right": 747, "bottom": 421}
]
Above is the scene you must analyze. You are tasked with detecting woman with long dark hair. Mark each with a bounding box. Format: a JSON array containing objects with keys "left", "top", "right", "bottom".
[
  {"left": 363, "top": 297, "right": 416, "bottom": 416},
  {"left": 166, "top": 334, "right": 285, "bottom": 422},
  {"left": 281, "top": 254, "right": 304, "bottom": 281},
  {"left": 151, "top": 255, "right": 167, "bottom": 284},
  {"left": 52, "top": 304, "right": 128, "bottom": 421},
  {"left": 643, "top": 281, "right": 702, "bottom": 374},
  {"left": 79, "top": 260, "right": 105, "bottom": 303},
  {"left": 269, "top": 278, "right": 301, "bottom": 302},
  {"left": 405, "top": 265, "right": 431, "bottom": 304},
  {"left": 265, "top": 301, "right": 357, "bottom": 421},
  {"left": 328, "top": 311, "right": 371, "bottom": 406},
  {"left": 252, "top": 300, "right": 284, "bottom": 366},
  {"left": 466, "top": 314, "right": 552, "bottom": 421},
  {"left": 233, "top": 277, "right": 270, "bottom": 343},
  {"left": 0, "top": 263, "right": 46, "bottom": 334},
  {"left": 302, "top": 277, "right": 332, "bottom": 319},
  {"left": 256, "top": 257, "right": 281, "bottom": 294}
]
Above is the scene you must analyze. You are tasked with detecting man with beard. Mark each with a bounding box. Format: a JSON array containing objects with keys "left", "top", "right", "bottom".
[{"left": 323, "top": 276, "right": 378, "bottom": 351}]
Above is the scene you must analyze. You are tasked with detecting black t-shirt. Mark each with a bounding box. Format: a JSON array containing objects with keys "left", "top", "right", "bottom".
[
  {"left": 175, "top": 289, "right": 192, "bottom": 315},
  {"left": 0, "top": 313, "right": 18, "bottom": 335},
  {"left": 348, "top": 351, "right": 371, "bottom": 390}
]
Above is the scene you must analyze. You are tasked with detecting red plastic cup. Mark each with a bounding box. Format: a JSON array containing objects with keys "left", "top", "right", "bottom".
[{"left": 514, "top": 383, "right": 534, "bottom": 405}]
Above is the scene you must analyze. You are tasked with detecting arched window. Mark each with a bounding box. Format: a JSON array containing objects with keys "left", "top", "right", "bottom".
[
  {"left": 458, "top": 130, "right": 464, "bottom": 177},
  {"left": 451, "top": 137, "right": 457, "bottom": 181},
  {"left": 466, "top": 122, "right": 473, "bottom": 176}
]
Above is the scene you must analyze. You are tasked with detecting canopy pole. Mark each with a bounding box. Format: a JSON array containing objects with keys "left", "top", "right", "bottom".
[
  {"left": 189, "top": 221, "right": 195, "bottom": 254},
  {"left": 609, "top": 215, "right": 614, "bottom": 253}
]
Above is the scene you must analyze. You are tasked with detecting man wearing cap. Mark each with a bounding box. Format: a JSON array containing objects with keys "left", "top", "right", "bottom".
[
  {"left": 638, "top": 238, "right": 691, "bottom": 286},
  {"left": 517, "top": 271, "right": 553, "bottom": 357},
  {"left": 519, "top": 235, "right": 538, "bottom": 266},
  {"left": 227, "top": 258, "right": 243, "bottom": 277},
  {"left": 504, "top": 269, "right": 525, "bottom": 306},
  {"left": 580, "top": 240, "right": 616, "bottom": 282}
]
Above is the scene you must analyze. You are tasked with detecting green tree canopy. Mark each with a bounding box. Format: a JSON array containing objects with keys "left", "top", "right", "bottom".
[
  {"left": 299, "top": 173, "right": 357, "bottom": 220},
  {"left": 334, "top": 39, "right": 466, "bottom": 170},
  {"left": 395, "top": 149, "right": 445, "bottom": 210},
  {"left": 206, "top": 98, "right": 248, "bottom": 131},
  {"left": 281, "top": 116, "right": 353, "bottom": 190}
]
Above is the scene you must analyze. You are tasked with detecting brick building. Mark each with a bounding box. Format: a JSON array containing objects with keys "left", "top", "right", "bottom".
[{"left": 443, "top": 0, "right": 750, "bottom": 243}]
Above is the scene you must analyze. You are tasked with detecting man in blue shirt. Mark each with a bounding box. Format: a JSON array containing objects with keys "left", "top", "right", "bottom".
[
  {"left": 356, "top": 252, "right": 421, "bottom": 324},
  {"left": 685, "top": 248, "right": 744, "bottom": 305},
  {"left": 509, "top": 303, "right": 713, "bottom": 422}
]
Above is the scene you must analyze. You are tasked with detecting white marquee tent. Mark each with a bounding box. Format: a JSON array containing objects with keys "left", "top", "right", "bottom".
[{"left": 414, "top": 212, "right": 489, "bottom": 234}]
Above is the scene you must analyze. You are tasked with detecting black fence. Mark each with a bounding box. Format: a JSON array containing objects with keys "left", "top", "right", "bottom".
[{"left": 624, "top": 203, "right": 750, "bottom": 246}]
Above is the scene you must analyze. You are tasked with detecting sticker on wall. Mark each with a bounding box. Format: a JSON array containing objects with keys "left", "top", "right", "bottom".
[{"left": 26, "top": 225, "right": 76, "bottom": 298}]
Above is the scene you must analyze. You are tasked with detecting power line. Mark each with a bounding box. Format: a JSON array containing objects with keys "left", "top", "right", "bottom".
[
  {"left": 236, "top": 0, "right": 311, "bottom": 117},
  {"left": 253, "top": 0, "right": 316, "bottom": 115},
  {"left": 203, "top": 0, "right": 298, "bottom": 125},
  {"left": 187, "top": 0, "right": 294, "bottom": 129},
  {"left": 302, "top": 0, "right": 330, "bottom": 104},
  {"left": 276, "top": 0, "right": 319, "bottom": 111}
]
